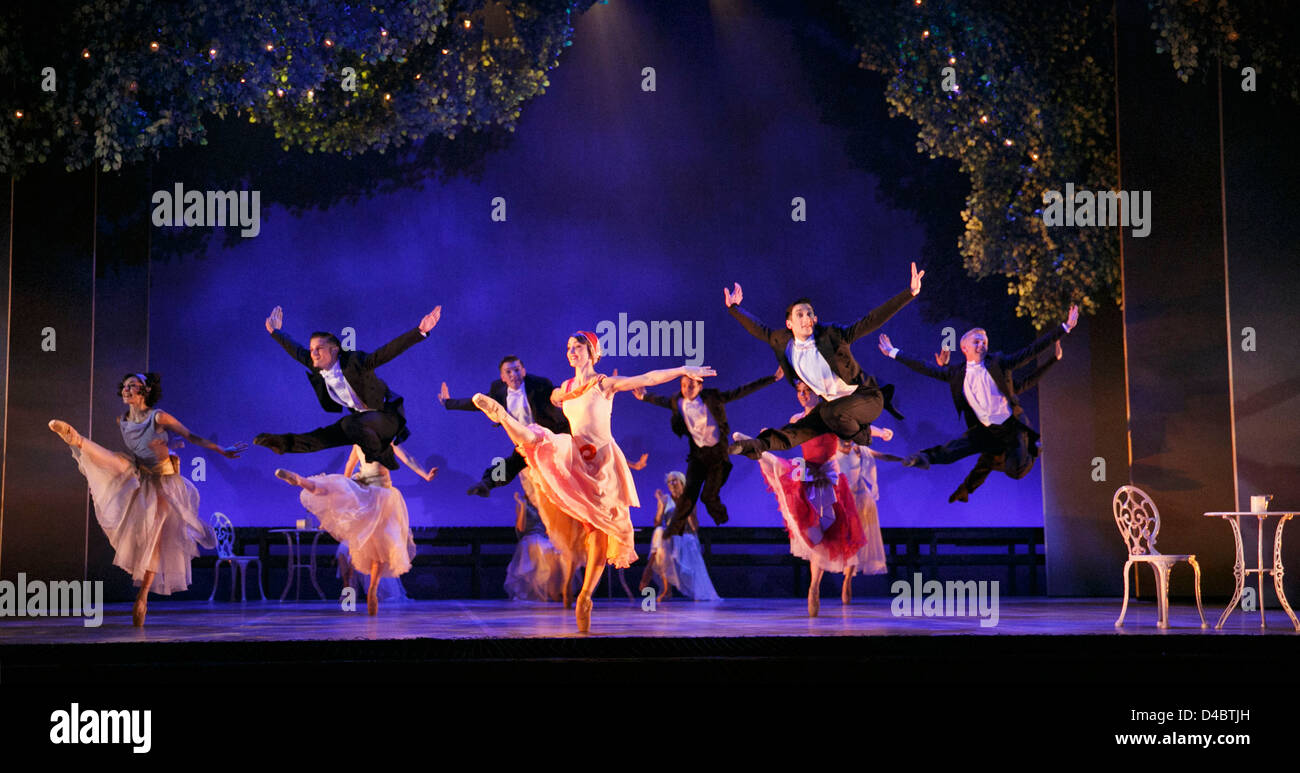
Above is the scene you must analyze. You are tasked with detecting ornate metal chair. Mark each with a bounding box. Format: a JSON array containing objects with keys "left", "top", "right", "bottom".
[
  {"left": 208, "top": 512, "right": 266, "bottom": 602},
  {"left": 1113, "top": 485, "right": 1206, "bottom": 628}
]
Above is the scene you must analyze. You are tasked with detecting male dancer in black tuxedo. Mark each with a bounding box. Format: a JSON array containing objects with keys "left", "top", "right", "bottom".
[
  {"left": 876, "top": 304, "right": 1078, "bottom": 498},
  {"left": 254, "top": 304, "right": 441, "bottom": 470},
  {"left": 439, "top": 355, "right": 571, "bottom": 497},
  {"left": 923, "top": 340, "right": 1063, "bottom": 502},
  {"left": 724, "top": 261, "right": 924, "bottom": 459},
  {"left": 633, "top": 365, "right": 783, "bottom": 526}
]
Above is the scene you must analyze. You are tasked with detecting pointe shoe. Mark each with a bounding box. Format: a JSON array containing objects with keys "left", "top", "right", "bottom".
[
  {"left": 471, "top": 393, "right": 507, "bottom": 423},
  {"left": 367, "top": 594, "right": 378, "bottom": 616},
  {"left": 275, "top": 468, "right": 303, "bottom": 487},
  {"left": 49, "top": 420, "right": 83, "bottom": 449},
  {"left": 807, "top": 591, "right": 820, "bottom": 617},
  {"left": 132, "top": 599, "right": 147, "bottom": 627},
  {"left": 842, "top": 578, "right": 853, "bottom": 605},
  {"left": 575, "top": 593, "right": 593, "bottom": 633}
]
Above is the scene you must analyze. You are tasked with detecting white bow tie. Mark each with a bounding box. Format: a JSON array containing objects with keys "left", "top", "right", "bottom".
[{"left": 792, "top": 338, "right": 817, "bottom": 352}]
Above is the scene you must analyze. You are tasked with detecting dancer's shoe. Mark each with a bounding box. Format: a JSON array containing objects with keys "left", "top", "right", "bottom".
[
  {"left": 48, "top": 420, "right": 83, "bottom": 448},
  {"left": 576, "top": 593, "right": 593, "bottom": 633}
]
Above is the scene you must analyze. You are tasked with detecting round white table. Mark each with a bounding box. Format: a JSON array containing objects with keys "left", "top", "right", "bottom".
[{"left": 1203, "top": 511, "right": 1299, "bottom": 631}]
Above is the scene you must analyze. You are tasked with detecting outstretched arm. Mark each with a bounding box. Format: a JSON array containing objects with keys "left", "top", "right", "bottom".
[
  {"left": 361, "top": 306, "right": 440, "bottom": 371},
  {"left": 154, "top": 411, "right": 247, "bottom": 458},
  {"left": 394, "top": 444, "right": 437, "bottom": 481},
  {"left": 266, "top": 306, "right": 314, "bottom": 368},
  {"left": 632, "top": 386, "right": 676, "bottom": 409},
  {"left": 843, "top": 262, "right": 924, "bottom": 342},
  {"left": 723, "top": 283, "right": 780, "bottom": 345},
  {"left": 439, "top": 382, "right": 480, "bottom": 412},
  {"left": 1003, "top": 305, "right": 1077, "bottom": 370},
  {"left": 1013, "top": 341, "right": 1063, "bottom": 394},
  {"left": 877, "top": 333, "right": 949, "bottom": 381},
  {"left": 717, "top": 366, "right": 783, "bottom": 403},
  {"left": 604, "top": 365, "right": 716, "bottom": 394}
]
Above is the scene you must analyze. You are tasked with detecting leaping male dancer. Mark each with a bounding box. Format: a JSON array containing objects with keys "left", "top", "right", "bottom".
[
  {"left": 633, "top": 365, "right": 783, "bottom": 525},
  {"left": 875, "top": 304, "right": 1078, "bottom": 499},
  {"left": 724, "top": 262, "right": 923, "bottom": 459},
  {"left": 255, "top": 304, "right": 441, "bottom": 469}
]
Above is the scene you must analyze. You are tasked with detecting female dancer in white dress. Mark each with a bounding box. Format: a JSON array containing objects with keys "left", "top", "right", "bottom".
[
  {"left": 471, "top": 331, "right": 715, "bottom": 632},
  {"left": 642, "top": 471, "right": 721, "bottom": 602},
  {"left": 505, "top": 490, "right": 566, "bottom": 602},
  {"left": 274, "top": 443, "right": 433, "bottom": 615},
  {"left": 736, "top": 380, "right": 892, "bottom": 616},
  {"left": 49, "top": 372, "right": 247, "bottom": 626}
]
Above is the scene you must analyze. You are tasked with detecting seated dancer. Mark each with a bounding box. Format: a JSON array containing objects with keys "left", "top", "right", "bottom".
[
  {"left": 505, "top": 490, "right": 566, "bottom": 602},
  {"left": 876, "top": 305, "right": 1078, "bottom": 499},
  {"left": 274, "top": 442, "right": 433, "bottom": 615},
  {"left": 736, "top": 380, "right": 893, "bottom": 616},
  {"left": 928, "top": 341, "right": 1063, "bottom": 502},
  {"left": 255, "top": 304, "right": 441, "bottom": 470},
  {"left": 640, "top": 471, "right": 721, "bottom": 602},
  {"left": 439, "top": 355, "right": 570, "bottom": 497},
  {"left": 49, "top": 373, "right": 247, "bottom": 626},
  {"left": 723, "top": 261, "right": 923, "bottom": 459},
  {"left": 469, "top": 330, "right": 715, "bottom": 632},
  {"left": 632, "top": 365, "right": 783, "bottom": 525}
]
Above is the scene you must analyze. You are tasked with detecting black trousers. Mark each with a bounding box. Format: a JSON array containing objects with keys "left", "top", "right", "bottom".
[
  {"left": 671, "top": 443, "right": 734, "bottom": 530},
  {"left": 277, "top": 409, "right": 404, "bottom": 469},
  {"left": 479, "top": 449, "right": 529, "bottom": 490},
  {"left": 923, "top": 418, "right": 1035, "bottom": 481},
  {"left": 755, "top": 386, "right": 884, "bottom": 452}
]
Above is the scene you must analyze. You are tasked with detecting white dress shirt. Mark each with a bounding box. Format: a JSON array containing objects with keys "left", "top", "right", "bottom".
[
  {"left": 788, "top": 337, "right": 857, "bottom": 401},
  {"left": 679, "top": 395, "right": 720, "bottom": 448},
  {"left": 506, "top": 385, "right": 534, "bottom": 425},
  {"left": 320, "top": 362, "right": 368, "bottom": 411},
  {"left": 962, "top": 361, "right": 1011, "bottom": 426}
]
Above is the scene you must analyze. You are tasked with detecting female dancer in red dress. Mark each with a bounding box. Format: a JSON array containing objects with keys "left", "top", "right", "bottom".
[{"left": 471, "top": 331, "right": 714, "bottom": 632}]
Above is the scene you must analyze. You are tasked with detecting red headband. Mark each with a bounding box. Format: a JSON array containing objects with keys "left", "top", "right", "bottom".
[{"left": 575, "top": 331, "right": 600, "bottom": 362}]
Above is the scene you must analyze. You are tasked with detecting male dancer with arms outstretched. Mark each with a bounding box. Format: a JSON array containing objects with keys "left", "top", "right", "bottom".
[
  {"left": 633, "top": 364, "right": 783, "bottom": 526},
  {"left": 724, "top": 262, "right": 924, "bottom": 459},
  {"left": 440, "top": 356, "right": 571, "bottom": 497},
  {"left": 255, "top": 304, "right": 441, "bottom": 470},
  {"left": 876, "top": 304, "right": 1078, "bottom": 498}
]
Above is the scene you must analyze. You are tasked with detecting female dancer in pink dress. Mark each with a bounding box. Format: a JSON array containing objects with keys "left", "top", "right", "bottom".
[
  {"left": 736, "top": 380, "right": 892, "bottom": 616},
  {"left": 49, "top": 373, "right": 247, "bottom": 626},
  {"left": 471, "top": 331, "right": 715, "bottom": 632},
  {"left": 274, "top": 443, "right": 433, "bottom": 615}
]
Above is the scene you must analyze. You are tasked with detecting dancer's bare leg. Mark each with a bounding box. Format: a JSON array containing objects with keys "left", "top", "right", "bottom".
[
  {"left": 49, "top": 420, "right": 132, "bottom": 475},
  {"left": 575, "top": 529, "right": 607, "bottom": 633},
  {"left": 657, "top": 555, "right": 671, "bottom": 603},
  {"left": 842, "top": 569, "right": 854, "bottom": 605},
  {"left": 560, "top": 556, "right": 575, "bottom": 608},
  {"left": 133, "top": 571, "right": 155, "bottom": 627},
  {"left": 472, "top": 394, "right": 541, "bottom": 448},
  {"left": 274, "top": 468, "right": 317, "bottom": 493},
  {"left": 808, "top": 564, "right": 823, "bottom": 617},
  {"left": 367, "top": 561, "right": 379, "bottom": 616}
]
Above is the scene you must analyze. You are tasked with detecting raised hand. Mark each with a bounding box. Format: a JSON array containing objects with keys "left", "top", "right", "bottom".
[
  {"left": 910, "top": 262, "right": 925, "bottom": 296},
  {"left": 773, "top": 365, "right": 784, "bottom": 381},
  {"left": 265, "top": 306, "right": 283, "bottom": 334},
  {"left": 419, "top": 306, "right": 442, "bottom": 334},
  {"left": 655, "top": 489, "right": 668, "bottom": 505},
  {"left": 632, "top": 386, "right": 647, "bottom": 400},
  {"left": 221, "top": 441, "right": 250, "bottom": 459},
  {"left": 878, "top": 332, "right": 894, "bottom": 356},
  {"left": 681, "top": 366, "right": 717, "bottom": 381},
  {"left": 723, "top": 283, "right": 743, "bottom": 308},
  {"left": 934, "top": 348, "right": 951, "bottom": 366},
  {"left": 438, "top": 382, "right": 450, "bottom": 403},
  {"left": 873, "top": 426, "right": 894, "bottom": 442},
  {"left": 1065, "top": 304, "right": 1079, "bottom": 332},
  {"left": 628, "top": 452, "right": 649, "bottom": 470},
  {"left": 1054, "top": 340, "right": 1063, "bottom": 360}
]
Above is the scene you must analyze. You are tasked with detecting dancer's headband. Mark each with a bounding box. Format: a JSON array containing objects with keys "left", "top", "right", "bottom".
[{"left": 575, "top": 331, "right": 601, "bottom": 362}]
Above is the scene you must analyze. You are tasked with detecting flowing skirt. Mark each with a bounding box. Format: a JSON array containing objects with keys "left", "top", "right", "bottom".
[
  {"left": 662, "top": 533, "right": 721, "bottom": 601},
  {"left": 853, "top": 493, "right": 888, "bottom": 575},
  {"left": 72, "top": 446, "right": 214, "bottom": 595},
  {"left": 519, "top": 429, "right": 639, "bottom": 568},
  {"left": 504, "top": 534, "right": 565, "bottom": 601},
  {"left": 755, "top": 453, "right": 867, "bottom": 575},
  {"left": 298, "top": 475, "right": 415, "bottom": 578}
]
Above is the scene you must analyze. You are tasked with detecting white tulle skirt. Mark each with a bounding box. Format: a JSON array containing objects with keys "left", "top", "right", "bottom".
[
  {"left": 298, "top": 474, "right": 415, "bottom": 578},
  {"left": 72, "top": 446, "right": 214, "bottom": 595},
  {"left": 662, "top": 533, "right": 721, "bottom": 601},
  {"left": 505, "top": 534, "right": 565, "bottom": 601}
]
